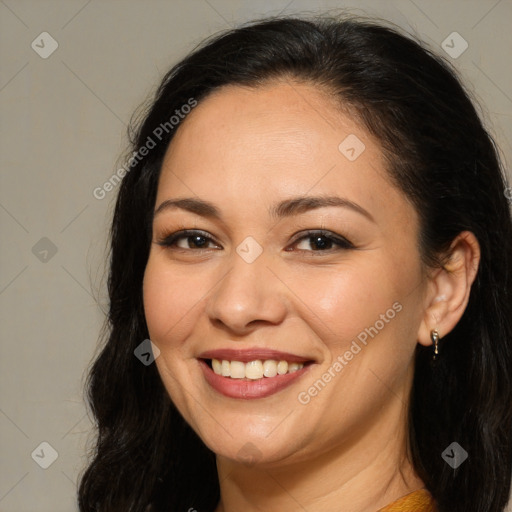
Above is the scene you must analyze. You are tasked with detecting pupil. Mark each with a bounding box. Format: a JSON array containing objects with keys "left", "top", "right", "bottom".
[
  {"left": 313, "top": 236, "right": 331, "bottom": 250},
  {"left": 192, "top": 236, "right": 207, "bottom": 248}
]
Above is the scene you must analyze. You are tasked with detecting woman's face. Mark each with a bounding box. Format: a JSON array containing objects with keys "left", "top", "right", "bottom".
[{"left": 143, "top": 81, "right": 429, "bottom": 467}]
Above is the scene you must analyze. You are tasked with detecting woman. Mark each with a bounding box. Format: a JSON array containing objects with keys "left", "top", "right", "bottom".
[{"left": 78, "top": 14, "right": 512, "bottom": 512}]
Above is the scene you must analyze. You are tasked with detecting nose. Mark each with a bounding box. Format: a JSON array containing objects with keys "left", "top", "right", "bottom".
[{"left": 205, "top": 250, "right": 288, "bottom": 335}]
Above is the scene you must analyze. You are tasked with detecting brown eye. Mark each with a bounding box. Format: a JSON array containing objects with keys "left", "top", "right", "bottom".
[
  {"left": 157, "top": 230, "right": 221, "bottom": 250},
  {"left": 290, "top": 230, "right": 354, "bottom": 252}
]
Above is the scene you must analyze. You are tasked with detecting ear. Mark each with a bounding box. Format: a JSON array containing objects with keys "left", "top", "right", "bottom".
[{"left": 417, "top": 231, "right": 480, "bottom": 347}]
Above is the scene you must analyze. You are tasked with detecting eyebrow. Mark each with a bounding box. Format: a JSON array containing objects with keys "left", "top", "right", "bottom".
[{"left": 154, "top": 195, "right": 374, "bottom": 222}]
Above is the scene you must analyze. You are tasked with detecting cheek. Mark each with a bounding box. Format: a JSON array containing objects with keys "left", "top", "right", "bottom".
[
  {"left": 291, "top": 258, "right": 405, "bottom": 349},
  {"left": 142, "top": 256, "right": 203, "bottom": 344}
]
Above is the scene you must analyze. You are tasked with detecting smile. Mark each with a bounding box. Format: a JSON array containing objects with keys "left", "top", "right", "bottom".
[
  {"left": 198, "top": 350, "right": 315, "bottom": 399},
  {"left": 210, "top": 358, "right": 305, "bottom": 379}
]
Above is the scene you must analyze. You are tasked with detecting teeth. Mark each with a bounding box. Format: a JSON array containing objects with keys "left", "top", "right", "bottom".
[
  {"left": 230, "top": 361, "right": 246, "bottom": 379},
  {"left": 211, "top": 359, "right": 304, "bottom": 379},
  {"left": 288, "top": 362, "right": 300, "bottom": 373},
  {"left": 263, "top": 360, "right": 277, "bottom": 377},
  {"left": 221, "top": 360, "right": 231, "bottom": 377},
  {"left": 277, "top": 361, "right": 288, "bottom": 375},
  {"left": 212, "top": 359, "right": 222, "bottom": 375},
  {"left": 245, "top": 360, "right": 263, "bottom": 380}
]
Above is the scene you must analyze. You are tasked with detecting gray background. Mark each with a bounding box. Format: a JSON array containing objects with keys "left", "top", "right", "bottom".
[{"left": 1, "top": 1, "right": 511, "bottom": 511}]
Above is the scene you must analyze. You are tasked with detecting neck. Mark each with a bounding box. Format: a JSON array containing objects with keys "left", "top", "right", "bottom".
[{"left": 214, "top": 381, "right": 424, "bottom": 511}]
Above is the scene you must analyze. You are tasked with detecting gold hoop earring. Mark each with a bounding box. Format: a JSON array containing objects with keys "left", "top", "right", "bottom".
[{"left": 431, "top": 329, "right": 440, "bottom": 361}]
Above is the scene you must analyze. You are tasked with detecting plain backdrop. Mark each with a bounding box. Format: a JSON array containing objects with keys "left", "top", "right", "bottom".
[{"left": 1, "top": 1, "right": 511, "bottom": 511}]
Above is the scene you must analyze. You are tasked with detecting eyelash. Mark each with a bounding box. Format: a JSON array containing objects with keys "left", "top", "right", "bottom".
[{"left": 155, "top": 229, "right": 355, "bottom": 254}]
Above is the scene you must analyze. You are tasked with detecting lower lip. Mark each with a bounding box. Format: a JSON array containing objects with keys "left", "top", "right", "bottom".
[{"left": 199, "top": 360, "right": 312, "bottom": 399}]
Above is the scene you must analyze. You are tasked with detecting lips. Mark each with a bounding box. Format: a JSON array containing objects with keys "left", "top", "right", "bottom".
[{"left": 197, "top": 348, "right": 315, "bottom": 399}]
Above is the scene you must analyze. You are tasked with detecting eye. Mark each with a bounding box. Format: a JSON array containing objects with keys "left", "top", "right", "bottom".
[
  {"left": 155, "top": 229, "right": 354, "bottom": 253},
  {"left": 289, "top": 230, "right": 354, "bottom": 253},
  {"left": 156, "top": 230, "right": 220, "bottom": 250}
]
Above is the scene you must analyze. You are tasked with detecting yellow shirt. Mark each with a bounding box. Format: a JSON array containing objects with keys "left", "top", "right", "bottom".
[{"left": 378, "top": 488, "right": 438, "bottom": 511}]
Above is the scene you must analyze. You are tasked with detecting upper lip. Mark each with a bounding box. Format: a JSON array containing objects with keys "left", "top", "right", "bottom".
[{"left": 198, "top": 348, "right": 314, "bottom": 363}]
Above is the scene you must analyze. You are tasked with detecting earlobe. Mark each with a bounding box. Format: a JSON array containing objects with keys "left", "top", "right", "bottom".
[{"left": 417, "top": 231, "right": 480, "bottom": 349}]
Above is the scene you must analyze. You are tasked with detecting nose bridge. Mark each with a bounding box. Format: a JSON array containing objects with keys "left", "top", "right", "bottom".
[{"left": 206, "top": 244, "right": 286, "bottom": 331}]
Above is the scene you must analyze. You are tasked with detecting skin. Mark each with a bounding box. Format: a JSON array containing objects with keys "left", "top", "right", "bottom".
[{"left": 142, "top": 80, "right": 480, "bottom": 512}]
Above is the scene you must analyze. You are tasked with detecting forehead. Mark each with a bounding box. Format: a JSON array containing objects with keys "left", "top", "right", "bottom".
[
  {"left": 170, "top": 81, "right": 361, "bottom": 146},
  {"left": 159, "top": 81, "right": 389, "bottom": 193}
]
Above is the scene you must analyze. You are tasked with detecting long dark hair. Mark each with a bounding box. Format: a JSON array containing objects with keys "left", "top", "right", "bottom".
[{"left": 78, "top": 14, "right": 512, "bottom": 512}]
